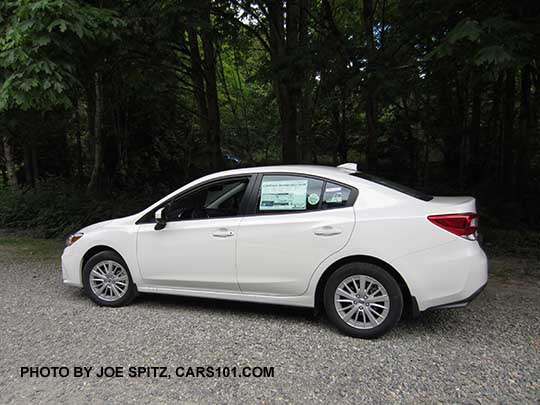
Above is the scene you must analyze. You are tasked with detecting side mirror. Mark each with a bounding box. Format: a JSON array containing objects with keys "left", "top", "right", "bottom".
[{"left": 154, "top": 207, "right": 167, "bottom": 230}]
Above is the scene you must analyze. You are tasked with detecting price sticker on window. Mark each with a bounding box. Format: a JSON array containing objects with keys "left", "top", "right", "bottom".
[{"left": 260, "top": 179, "right": 308, "bottom": 210}]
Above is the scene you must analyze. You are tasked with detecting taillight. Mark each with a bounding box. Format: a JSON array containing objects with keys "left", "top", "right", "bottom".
[{"left": 427, "top": 213, "right": 478, "bottom": 239}]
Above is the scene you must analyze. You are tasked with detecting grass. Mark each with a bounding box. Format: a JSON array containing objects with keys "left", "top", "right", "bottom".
[
  {"left": 482, "top": 226, "right": 540, "bottom": 259},
  {"left": 0, "top": 232, "right": 64, "bottom": 260}
]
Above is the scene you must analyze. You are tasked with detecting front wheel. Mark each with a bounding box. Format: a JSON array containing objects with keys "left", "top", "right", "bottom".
[
  {"left": 324, "top": 262, "right": 403, "bottom": 338},
  {"left": 83, "top": 251, "right": 137, "bottom": 307}
]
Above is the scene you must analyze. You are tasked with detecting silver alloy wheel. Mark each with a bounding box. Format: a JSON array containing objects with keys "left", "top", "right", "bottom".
[
  {"left": 89, "top": 260, "right": 129, "bottom": 302},
  {"left": 334, "top": 275, "right": 390, "bottom": 329}
]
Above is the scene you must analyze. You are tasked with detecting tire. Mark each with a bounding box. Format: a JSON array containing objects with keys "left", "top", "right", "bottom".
[
  {"left": 82, "top": 250, "right": 137, "bottom": 307},
  {"left": 324, "top": 262, "right": 403, "bottom": 339}
]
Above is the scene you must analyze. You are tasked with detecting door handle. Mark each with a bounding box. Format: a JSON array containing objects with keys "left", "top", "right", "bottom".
[
  {"left": 314, "top": 226, "right": 342, "bottom": 236},
  {"left": 212, "top": 228, "right": 235, "bottom": 238}
]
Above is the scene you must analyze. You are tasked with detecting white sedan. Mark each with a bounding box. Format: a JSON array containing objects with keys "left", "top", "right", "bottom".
[{"left": 62, "top": 163, "right": 488, "bottom": 338}]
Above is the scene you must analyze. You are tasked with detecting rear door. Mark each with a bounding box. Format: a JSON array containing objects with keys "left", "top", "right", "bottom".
[{"left": 236, "top": 174, "right": 356, "bottom": 296}]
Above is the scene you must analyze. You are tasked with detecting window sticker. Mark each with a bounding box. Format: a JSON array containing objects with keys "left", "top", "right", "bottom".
[
  {"left": 307, "top": 193, "right": 320, "bottom": 205},
  {"left": 325, "top": 186, "right": 343, "bottom": 203},
  {"left": 260, "top": 179, "right": 308, "bottom": 210}
]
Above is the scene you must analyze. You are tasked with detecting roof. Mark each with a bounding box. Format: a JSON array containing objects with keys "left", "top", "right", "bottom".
[{"left": 204, "top": 164, "right": 356, "bottom": 182}]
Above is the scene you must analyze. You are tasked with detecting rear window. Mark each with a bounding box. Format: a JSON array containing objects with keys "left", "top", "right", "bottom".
[
  {"left": 322, "top": 182, "right": 352, "bottom": 209},
  {"left": 351, "top": 172, "right": 433, "bottom": 201}
]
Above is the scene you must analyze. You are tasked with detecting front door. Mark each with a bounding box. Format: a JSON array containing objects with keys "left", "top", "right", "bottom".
[{"left": 137, "top": 176, "right": 251, "bottom": 291}]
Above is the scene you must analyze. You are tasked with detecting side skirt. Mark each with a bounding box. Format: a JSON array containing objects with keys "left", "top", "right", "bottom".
[{"left": 137, "top": 286, "right": 314, "bottom": 308}]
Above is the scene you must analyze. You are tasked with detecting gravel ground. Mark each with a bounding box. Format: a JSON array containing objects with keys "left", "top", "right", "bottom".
[{"left": 0, "top": 245, "right": 539, "bottom": 404}]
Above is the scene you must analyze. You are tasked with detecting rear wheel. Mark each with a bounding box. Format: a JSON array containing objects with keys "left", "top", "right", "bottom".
[
  {"left": 324, "top": 262, "right": 403, "bottom": 338},
  {"left": 83, "top": 251, "right": 137, "bottom": 307}
]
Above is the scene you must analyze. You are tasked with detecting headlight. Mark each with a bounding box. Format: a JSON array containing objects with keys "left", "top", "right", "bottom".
[{"left": 66, "top": 232, "right": 84, "bottom": 247}]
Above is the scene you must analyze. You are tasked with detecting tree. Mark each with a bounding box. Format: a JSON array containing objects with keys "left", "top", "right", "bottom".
[
  {"left": 0, "top": 0, "right": 123, "bottom": 193},
  {"left": 185, "top": 0, "right": 224, "bottom": 172},
  {"left": 1, "top": 0, "right": 540, "bottom": 234},
  {"left": 235, "top": 0, "right": 312, "bottom": 163}
]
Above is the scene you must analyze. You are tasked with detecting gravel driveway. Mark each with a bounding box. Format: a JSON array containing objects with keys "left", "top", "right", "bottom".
[{"left": 1, "top": 243, "right": 539, "bottom": 404}]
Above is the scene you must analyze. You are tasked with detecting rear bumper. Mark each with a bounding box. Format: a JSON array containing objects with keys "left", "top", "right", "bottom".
[
  {"left": 423, "top": 282, "right": 486, "bottom": 311},
  {"left": 392, "top": 239, "right": 488, "bottom": 312}
]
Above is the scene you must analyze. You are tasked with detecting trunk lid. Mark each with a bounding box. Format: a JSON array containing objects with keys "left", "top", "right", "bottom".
[{"left": 426, "top": 196, "right": 477, "bottom": 215}]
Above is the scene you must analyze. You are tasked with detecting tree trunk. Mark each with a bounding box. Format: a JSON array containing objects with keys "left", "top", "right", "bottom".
[
  {"left": 469, "top": 79, "right": 481, "bottom": 185},
  {"left": 233, "top": 50, "right": 253, "bottom": 161},
  {"left": 363, "top": 0, "right": 377, "bottom": 171},
  {"left": 423, "top": 130, "right": 430, "bottom": 187},
  {"left": 488, "top": 74, "right": 503, "bottom": 183},
  {"left": 87, "top": 71, "right": 105, "bottom": 194},
  {"left": 187, "top": 25, "right": 212, "bottom": 169},
  {"left": 2, "top": 136, "right": 17, "bottom": 188},
  {"left": 285, "top": 0, "right": 300, "bottom": 163},
  {"left": 31, "top": 146, "right": 39, "bottom": 185},
  {"left": 502, "top": 69, "right": 515, "bottom": 197},
  {"left": 218, "top": 53, "right": 243, "bottom": 148},
  {"left": 268, "top": 0, "right": 299, "bottom": 163},
  {"left": 334, "top": 89, "right": 347, "bottom": 162},
  {"left": 470, "top": 81, "right": 481, "bottom": 157},
  {"left": 299, "top": 74, "right": 314, "bottom": 163},
  {"left": 200, "top": 2, "right": 223, "bottom": 171},
  {"left": 279, "top": 90, "right": 298, "bottom": 163},
  {"left": 298, "top": 0, "right": 312, "bottom": 163},
  {"left": 517, "top": 64, "right": 532, "bottom": 197},
  {"left": 365, "top": 95, "right": 377, "bottom": 170},
  {"left": 23, "top": 143, "right": 33, "bottom": 187},
  {"left": 456, "top": 74, "right": 469, "bottom": 190},
  {"left": 75, "top": 98, "right": 84, "bottom": 185}
]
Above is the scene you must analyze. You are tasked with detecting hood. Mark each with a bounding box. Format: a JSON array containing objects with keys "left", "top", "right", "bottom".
[
  {"left": 79, "top": 219, "right": 116, "bottom": 233},
  {"left": 78, "top": 213, "right": 139, "bottom": 234}
]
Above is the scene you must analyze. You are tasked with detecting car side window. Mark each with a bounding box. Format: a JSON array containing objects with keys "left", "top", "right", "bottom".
[
  {"left": 322, "top": 182, "right": 352, "bottom": 209},
  {"left": 258, "top": 175, "right": 323, "bottom": 212},
  {"left": 166, "top": 178, "right": 249, "bottom": 221}
]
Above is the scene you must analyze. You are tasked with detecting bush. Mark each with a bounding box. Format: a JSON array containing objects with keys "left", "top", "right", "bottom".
[{"left": 0, "top": 179, "right": 153, "bottom": 238}]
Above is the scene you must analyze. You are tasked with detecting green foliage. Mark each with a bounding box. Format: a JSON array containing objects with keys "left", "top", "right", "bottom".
[
  {"left": 0, "top": 0, "right": 124, "bottom": 111},
  {"left": 217, "top": 41, "right": 280, "bottom": 162},
  {"left": 0, "top": 0, "right": 539, "bottom": 236},
  {"left": 446, "top": 18, "right": 484, "bottom": 43},
  {"left": 0, "top": 178, "right": 152, "bottom": 237},
  {"left": 474, "top": 45, "right": 513, "bottom": 66},
  {"left": 428, "top": 15, "right": 532, "bottom": 68},
  {"left": 0, "top": 232, "right": 64, "bottom": 259}
]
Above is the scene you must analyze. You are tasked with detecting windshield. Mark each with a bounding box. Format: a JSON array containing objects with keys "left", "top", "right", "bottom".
[{"left": 351, "top": 172, "right": 433, "bottom": 201}]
